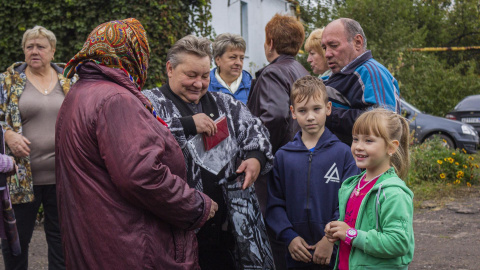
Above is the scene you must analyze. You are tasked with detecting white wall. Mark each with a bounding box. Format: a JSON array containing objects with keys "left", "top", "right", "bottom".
[{"left": 210, "top": 0, "right": 294, "bottom": 76}]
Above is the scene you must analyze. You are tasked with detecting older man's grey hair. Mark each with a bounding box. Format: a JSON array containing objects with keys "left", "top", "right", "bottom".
[
  {"left": 167, "top": 35, "right": 212, "bottom": 68},
  {"left": 212, "top": 33, "right": 246, "bottom": 63},
  {"left": 340, "top": 18, "right": 367, "bottom": 49}
]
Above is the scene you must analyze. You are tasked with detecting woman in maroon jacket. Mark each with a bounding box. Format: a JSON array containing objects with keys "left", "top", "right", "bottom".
[{"left": 56, "top": 18, "right": 217, "bottom": 270}]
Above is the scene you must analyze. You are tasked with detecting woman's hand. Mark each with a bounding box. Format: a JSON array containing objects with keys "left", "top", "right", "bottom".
[
  {"left": 236, "top": 158, "right": 261, "bottom": 190},
  {"left": 324, "top": 222, "right": 340, "bottom": 243},
  {"left": 207, "top": 200, "right": 218, "bottom": 221},
  {"left": 192, "top": 113, "right": 217, "bottom": 136},
  {"left": 5, "top": 130, "right": 31, "bottom": 158}
]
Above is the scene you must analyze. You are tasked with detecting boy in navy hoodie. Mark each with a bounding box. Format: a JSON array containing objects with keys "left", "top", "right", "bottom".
[{"left": 266, "top": 76, "right": 359, "bottom": 269}]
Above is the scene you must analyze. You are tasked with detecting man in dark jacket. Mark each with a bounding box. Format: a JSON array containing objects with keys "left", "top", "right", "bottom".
[
  {"left": 56, "top": 19, "right": 216, "bottom": 270},
  {"left": 322, "top": 18, "right": 401, "bottom": 146}
]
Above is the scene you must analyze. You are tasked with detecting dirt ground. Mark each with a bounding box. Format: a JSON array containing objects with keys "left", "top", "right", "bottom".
[
  {"left": 409, "top": 186, "right": 480, "bottom": 270},
  {"left": 1, "top": 187, "right": 479, "bottom": 270}
]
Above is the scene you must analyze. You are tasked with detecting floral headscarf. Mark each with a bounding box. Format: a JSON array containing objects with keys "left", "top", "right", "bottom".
[
  {"left": 64, "top": 18, "right": 150, "bottom": 89},
  {"left": 64, "top": 18, "right": 167, "bottom": 127}
]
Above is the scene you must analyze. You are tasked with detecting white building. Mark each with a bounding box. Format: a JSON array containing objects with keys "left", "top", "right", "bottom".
[{"left": 210, "top": 0, "right": 296, "bottom": 75}]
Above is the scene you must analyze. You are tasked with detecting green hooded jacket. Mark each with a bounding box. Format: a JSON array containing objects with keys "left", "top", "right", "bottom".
[{"left": 334, "top": 167, "right": 414, "bottom": 270}]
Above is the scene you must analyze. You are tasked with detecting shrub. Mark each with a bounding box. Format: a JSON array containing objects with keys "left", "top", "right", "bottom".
[{"left": 407, "top": 136, "right": 480, "bottom": 187}]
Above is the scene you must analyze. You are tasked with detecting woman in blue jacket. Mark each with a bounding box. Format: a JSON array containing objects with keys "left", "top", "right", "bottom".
[{"left": 208, "top": 33, "right": 252, "bottom": 104}]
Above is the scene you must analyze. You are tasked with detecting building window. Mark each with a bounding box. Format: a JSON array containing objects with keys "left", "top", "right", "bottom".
[{"left": 241, "top": 1, "right": 248, "bottom": 52}]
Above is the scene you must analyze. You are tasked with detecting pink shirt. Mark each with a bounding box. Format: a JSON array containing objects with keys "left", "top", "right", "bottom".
[{"left": 338, "top": 175, "right": 378, "bottom": 270}]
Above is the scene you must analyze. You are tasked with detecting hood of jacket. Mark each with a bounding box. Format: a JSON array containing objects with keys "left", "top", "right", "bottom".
[
  {"left": 77, "top": 61, "right": 151, "bottom": 107},
  {"left": 281, "top": 127, "right": 340, "bottom": 152},
  {"left": 341, "top": 167, "right": 413, "bottom": 199}
]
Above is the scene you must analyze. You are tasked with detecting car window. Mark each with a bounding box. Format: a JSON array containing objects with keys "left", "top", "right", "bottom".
[
  {"left": 401, "top": 99, "right": 421, "bottom": 114},
  {"left": 455, "top": 95, "right": 480, "bottom": 111}
]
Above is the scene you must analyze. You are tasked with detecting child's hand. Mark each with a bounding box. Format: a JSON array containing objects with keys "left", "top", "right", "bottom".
[
  {"left": 288, "top": 236, "right": 313, "bottom": 263},
  {"left": 312, "top": 236, "right": 334, "bottom": 265},
  {"left": 324, "top": 222, "right": 339, "bottom": 243},
  {"left": 328, "top": 221, "right": 351, "bottom": 242}
]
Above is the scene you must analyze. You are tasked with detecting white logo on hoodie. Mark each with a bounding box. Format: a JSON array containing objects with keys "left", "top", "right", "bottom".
[{"left": 325, "top": 163, "right": 340, "bottom": 183}]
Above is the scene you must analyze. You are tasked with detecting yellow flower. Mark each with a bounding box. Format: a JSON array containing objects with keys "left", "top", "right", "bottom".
[
  {"left": 468, "top": 156, "right": 474, "bottom": 160},
  {"left": 452, "top": 152, "right": 456, "bottom": 156},
  {"left": 456, "top": 171, "right": 464, "bottom": 178},
  {"left": 462, "top": 149, "right": 467, "bottom": 154},
  {"left": 454, "top": 179, "right": 461, "bottom": 184},
  {"left": 455, "top": 162, "right": 459, "bottom": 166},
  {"left": 437, "top": 160, "right": 443, "bottom": 164},
  {"left": 467, "top": 182, "right": 472, "bottom": 187},
  {"left": 476, "top": 164, "right": 479, "bottom": 169},
  {"left": 440, "top": 173, "right": 446, "bottom": 179},
  {"left": 463, "top": 165, "right": 468, "bottom": 169},
  {"left": 444, "top": 158, "right": 447, "bottom": 161},
  {"left": 448, "top": 157, "right": 454, "bottom": 163}
]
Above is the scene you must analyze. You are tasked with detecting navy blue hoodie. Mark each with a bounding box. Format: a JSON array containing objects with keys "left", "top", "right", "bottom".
[{"left": 266, "top": 128, "right": 360, "bottom": 268}]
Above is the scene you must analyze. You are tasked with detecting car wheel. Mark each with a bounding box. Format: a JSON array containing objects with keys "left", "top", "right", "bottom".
[{"left": 426, "top": 134, "right": 455, "bottom": 149}]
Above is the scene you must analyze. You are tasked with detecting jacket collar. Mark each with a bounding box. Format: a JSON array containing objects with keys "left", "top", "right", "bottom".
[
  {"left": 282, "top": 128, "right": 339, "bottom": 151},
  {"left": 254, "top": 54, "right": 294, "bottom": 78},
  {"left": 11, "top": 62, "right": 65, "bottom": 74},
  {"left": 334, "top": 50, "right": 372, "bottom": 75},
  {"left": 77, "top": 62, "right": 151, "bottom": 107},
  {"left": 343, "top": 167, "right": 409, "bottom": 192},
  {"left": 160, "top": 83, "right": 220, "bottom": 120}
]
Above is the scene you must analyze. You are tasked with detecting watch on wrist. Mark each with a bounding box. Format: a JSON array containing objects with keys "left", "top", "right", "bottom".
[{"left": 344, "top": 228, "right": 357, "bottom": 245}]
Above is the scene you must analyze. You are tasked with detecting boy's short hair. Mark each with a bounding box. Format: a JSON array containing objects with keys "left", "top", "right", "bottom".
[{"left": 291, "top": 75, "right": 329, "bottom": 107}]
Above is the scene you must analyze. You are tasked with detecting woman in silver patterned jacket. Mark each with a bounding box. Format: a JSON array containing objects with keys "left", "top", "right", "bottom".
[{"left": 143, "top": 35, "right": 275, "bottom": 270}]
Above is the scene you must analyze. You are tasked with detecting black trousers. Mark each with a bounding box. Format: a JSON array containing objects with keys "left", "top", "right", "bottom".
[{"left": 1, "top": 185, "right": 65, "bottom": 270}]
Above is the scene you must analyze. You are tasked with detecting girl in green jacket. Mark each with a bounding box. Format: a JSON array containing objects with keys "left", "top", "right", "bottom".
[{"left": 325, "top": 108, "right": 414, "bottom": 270}]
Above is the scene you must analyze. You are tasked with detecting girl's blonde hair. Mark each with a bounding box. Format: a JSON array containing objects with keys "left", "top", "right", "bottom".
[{"left": 352, "top": 108, "right": 410, "bottom": 178}]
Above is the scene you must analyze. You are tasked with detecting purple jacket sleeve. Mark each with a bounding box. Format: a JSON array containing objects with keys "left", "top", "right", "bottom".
[
  {"left": 96, "top": 93, "right": 211, "bottom": 230},
  {"left": 0, "top": 154, "right": 13, "bottom": 173}
]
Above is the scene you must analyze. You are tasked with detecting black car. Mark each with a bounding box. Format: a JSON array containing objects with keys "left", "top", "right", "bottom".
[
  {"left": 401, "top": 99, "right": 479, "bottom": 153},
  {"left": 445, "top": 95, "right": 480, "bottom": 135}
]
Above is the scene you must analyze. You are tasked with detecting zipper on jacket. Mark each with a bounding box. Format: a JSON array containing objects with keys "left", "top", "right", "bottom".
[{"left": 307, "top": 151, "right": 314, "bottom": 239}]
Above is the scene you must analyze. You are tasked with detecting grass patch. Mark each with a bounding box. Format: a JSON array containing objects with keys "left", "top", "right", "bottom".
[{"left": 409, "top": 181, "right": 480, "bottom": 209}]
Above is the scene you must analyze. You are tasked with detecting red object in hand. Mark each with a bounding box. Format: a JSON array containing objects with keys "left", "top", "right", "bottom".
[{"left": 203, "top": 116, "right": 229, "bottom": 151}]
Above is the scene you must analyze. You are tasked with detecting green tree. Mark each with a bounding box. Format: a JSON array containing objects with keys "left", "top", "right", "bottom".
[
  {"left": 393, "top": 52, "right": 480, "bottom": 116},
  {"left": 299, "top": 0, "right": 480, "bottom": 116},
  {"left": 0, "top": 0, "right": 212, "bottom": 89},
  {"left": 336, "top": 0, "right": 426, "bottom": 65}
]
